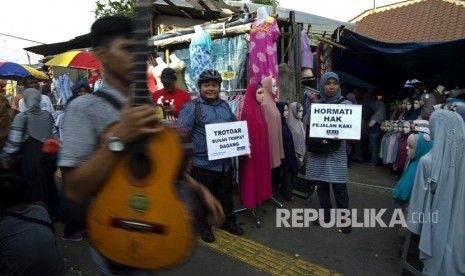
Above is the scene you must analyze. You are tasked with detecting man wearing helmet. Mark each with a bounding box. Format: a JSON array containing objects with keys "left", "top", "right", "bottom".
[{"left": 178, "top": 69, "right": 244, "bottom": 243}]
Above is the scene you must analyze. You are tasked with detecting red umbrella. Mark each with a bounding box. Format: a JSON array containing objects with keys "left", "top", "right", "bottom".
[{"left": 45, "top": 50, "right": 102, "bottom": 70}]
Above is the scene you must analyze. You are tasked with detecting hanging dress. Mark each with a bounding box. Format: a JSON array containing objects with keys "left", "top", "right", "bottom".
[
  {"left": 248, "top": 17, "right": 280, "bottom": 98},
  {"left": 189, "top": 31, "right": 214, "bottom": 92}
]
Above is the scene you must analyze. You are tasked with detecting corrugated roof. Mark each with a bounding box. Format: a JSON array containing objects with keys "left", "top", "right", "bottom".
[{"left": 351, "top": 0, "right": 465, "bottom": 43}]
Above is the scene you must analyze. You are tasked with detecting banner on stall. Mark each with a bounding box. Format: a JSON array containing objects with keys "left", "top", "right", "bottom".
[
  {"left": 205, "top": 121, "right": 250, "bottom": 160},
  {"left": 309, "top": 104, "right": 362, "bottom": 140}
]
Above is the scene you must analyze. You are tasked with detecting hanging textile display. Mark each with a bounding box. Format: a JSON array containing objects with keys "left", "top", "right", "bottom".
[
  {"left": 317, "top": 42, "right": 332, "bottom": 80},
  {"left": 189, "top": 27, "right": 214, "bottom": 92},
  {"left": 248, "top": 17, "right": 281, "bottom": 98}
]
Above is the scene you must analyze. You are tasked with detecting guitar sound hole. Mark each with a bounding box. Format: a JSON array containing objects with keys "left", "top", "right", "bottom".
[{"left": 129, "top": 150, "right": 152, "bottom": 182}]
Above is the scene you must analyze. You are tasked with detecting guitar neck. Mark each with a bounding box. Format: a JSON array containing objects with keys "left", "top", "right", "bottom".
[{"left": 132, "top": 0, "right": 152, "bottom": 107}]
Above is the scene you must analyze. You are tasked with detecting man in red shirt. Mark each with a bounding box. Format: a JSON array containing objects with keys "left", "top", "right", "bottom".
[{"left": 152, "top": 67, "right": 191, "bottom": 118}]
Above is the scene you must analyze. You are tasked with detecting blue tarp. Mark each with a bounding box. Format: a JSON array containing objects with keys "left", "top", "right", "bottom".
[{"left": 332, "top": 29, "right": 465, "bottom": 90}]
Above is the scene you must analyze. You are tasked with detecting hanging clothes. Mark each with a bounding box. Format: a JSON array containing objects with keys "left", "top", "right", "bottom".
[
  {"left": 189, "top": 31, "right": 214, "bottom": 92},
  {"left": 248, "top": 17, "right": 280, "bottom": 98},
  {"left": 239, "top": 83, "right": 272, "bottom": 209},
  {"left": 261, "top": 76, "right": 284, "bottom": 169},
  {"left": 55, "top": 74, "right": 74, "bottom": 104}
]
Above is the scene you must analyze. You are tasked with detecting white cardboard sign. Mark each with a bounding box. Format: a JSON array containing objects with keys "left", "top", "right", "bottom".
[
  {"left": 309, "top": 104, "right": 362, "bottom": 140},
  {"left": 205, "top": 121, "right": 250, "bottom": 160}
]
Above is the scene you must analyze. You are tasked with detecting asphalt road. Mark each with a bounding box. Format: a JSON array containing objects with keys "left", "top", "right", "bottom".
[{"left": 56, "top": 162, "right": 418, "bottom": 276}]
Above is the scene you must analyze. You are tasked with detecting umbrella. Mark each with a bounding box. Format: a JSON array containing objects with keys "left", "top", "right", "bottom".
[
  {"left": 45, "top": 50, "right": 102, "bottom": 70},
  {"left": 0, "top": 61, "right": 49, "bottom": 80}
]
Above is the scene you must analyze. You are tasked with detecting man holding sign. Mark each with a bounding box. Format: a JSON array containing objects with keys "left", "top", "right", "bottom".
[{"left": 178, "top": 69, "right": 244, "bottom": 243}]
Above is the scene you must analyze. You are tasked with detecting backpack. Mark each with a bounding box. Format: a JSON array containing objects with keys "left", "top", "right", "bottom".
[{"left": 192, "top": 98, "right": 235, "bottom": 126}]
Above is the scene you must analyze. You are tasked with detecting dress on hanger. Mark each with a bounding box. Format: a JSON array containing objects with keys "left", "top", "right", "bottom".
[
  {"left": 248, "top": 17, "right": 280, "bottom": 97},
  {"left": 239, "top": 83, "right": 272, "bottom": 209},
  {"left": 189, "top": 28, "right": 214, "bottom": 92}
]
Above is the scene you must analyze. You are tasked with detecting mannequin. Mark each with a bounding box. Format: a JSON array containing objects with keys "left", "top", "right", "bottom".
[
  {"left": 169, "top": 53, "right": 188, "bottom": 91},
  {"left": 152, "top": 57, "right": 167, "bottom": 90},
  {"left": 287, "top": 102, "right": 305, "bottom": 163},
  {"left": 384, "top": 121, "right": 401, "bottom": 166},
  {"left": 256, "top": 7, "right": 269, "bottom": 26},
  {"left": 190, "top": 25, "right": 213, "bottom": 92},
  {"left": 239, "top": 82, "right": 272, "bottom": 209},
  {"left": 261, "top": 76, "right": 284, "bottom": 170},
  {"left": 395, "top": 120, "right": 412, "bottom": 172},
  {"left": 277, "top": 102, "right": 298, "bottom": 201},
  {"left": 249, "top": 7, "right": 280, "bottom": 98},
  {"left": 379, "top": 120, "right": 390, "bottom": 162}
]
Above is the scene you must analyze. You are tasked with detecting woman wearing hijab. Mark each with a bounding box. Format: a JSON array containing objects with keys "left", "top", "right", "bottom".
[
  {"left": 239, "top": 82, "right": 272, "bottom": 209},
  {"left": 277, "top": 102, "right": 299, "bottom": 201},
  {"left": 0, "top": 94, "right": 14, "bottom": 149},
  {"left": 407, "top": 110, "right": 465, "bottom": 275},
  {"left": 261, "top": 76, "right": 285, "bottom": 186},
  {"left": 0, "top": 88, "right": 59, "bottom": 219},
  {"left": 287, "top": 102, "right": 306, "bottom": 165},
  {"left": 304, "top": 72, "right": 352, "bottom": 233}
]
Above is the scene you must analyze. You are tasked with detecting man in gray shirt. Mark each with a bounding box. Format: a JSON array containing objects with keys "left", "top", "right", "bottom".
[{"left": 58, "top": 16, "right": 223, "bottom": 275}]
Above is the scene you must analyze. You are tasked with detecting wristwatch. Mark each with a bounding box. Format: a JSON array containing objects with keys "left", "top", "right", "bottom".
[{"left": 106, "top": 134, "right": 125, "bottom": 152}]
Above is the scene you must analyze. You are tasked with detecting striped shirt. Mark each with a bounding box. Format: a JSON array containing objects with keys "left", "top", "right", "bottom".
[
  {"left": 304, "top": 99, "right": 351, "bottom": 184},
  {"left": 177, "top": 96, "right": 236, "bottom": 172}
]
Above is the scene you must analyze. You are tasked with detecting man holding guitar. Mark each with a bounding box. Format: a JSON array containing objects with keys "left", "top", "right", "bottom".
[{"left": 58, "top": 16, "right": 224, "bottom": 275}]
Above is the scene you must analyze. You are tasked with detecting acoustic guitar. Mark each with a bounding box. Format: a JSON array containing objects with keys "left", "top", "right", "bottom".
[{"left": 86, "top": 0, "right": 194, "bottom": 270}]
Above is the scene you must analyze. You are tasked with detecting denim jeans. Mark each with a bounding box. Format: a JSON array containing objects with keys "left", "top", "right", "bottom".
[{"left": 368, "top": 133, "right": 381, "bottom": 166}]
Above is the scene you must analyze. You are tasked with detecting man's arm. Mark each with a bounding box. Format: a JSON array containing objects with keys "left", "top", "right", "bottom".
[{"left": 63, "top": 102, "right": 162, "bottom": 203}]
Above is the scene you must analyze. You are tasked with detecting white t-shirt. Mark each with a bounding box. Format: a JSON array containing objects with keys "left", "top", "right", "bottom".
[{"left": 18, "top": 95, "right": 55, "bottom": 113}]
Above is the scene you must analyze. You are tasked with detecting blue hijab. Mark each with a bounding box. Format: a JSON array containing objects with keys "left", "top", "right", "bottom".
[
  {"left": 317, "top": 72, "right": 344, "bottom": 104},
  {"left": 392, "top": 132, "right": 433, "bottom": 204}
]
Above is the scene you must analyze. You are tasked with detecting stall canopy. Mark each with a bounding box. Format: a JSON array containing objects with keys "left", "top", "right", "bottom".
[{"left": 332, "top": 29, "right": 465, "bottom": 90}]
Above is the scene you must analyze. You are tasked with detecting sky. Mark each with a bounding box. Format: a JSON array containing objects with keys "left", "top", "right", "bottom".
[{"left": 0, "top": 0, "right": 403, "bottom": 65}]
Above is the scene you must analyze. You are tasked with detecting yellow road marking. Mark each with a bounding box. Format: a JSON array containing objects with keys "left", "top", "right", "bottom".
[
  {"left": 201, "top": 229, "right": 343, "bottom": 276},
  {"left": 54, "top": 170, "right": 339, "bottom": 274}
]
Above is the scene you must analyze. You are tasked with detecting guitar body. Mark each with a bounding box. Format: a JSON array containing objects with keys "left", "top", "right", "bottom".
[{"left": 87, "top": 124, "right": 194, "bottom": 270}]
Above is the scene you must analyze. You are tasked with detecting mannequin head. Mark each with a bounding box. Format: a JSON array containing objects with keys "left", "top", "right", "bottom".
[
  {"left": 283, "top": 104, "right": 289, "bottom": 119},
  {"left": 256, "top": 7, "right": 269, "bottom": 26},
  {"left": 380, "top": 120, "right": 387, "bottom": 132},
  {"left": 405, "top": 99, "right": 413, "bottom": 111},
  {"left": 389, "top": 100, "right": 399, "bottom": 112},
  {"left": 392, "top": 121, "right": 399, "bottom": 132},
  {"left": 297, "top": 105, "right": 303, "bottom": 119},
  {"left": 194, "top": 25, "right": 203, "bottom": 34},
  {"left": 402, "top": 98, "right": 409, "bottom": 110},
  {"left": 271, "top": 77, "right": 278, "bottom": 95},
  {"left": 413, "top": 97, "right": 421, "bottom": 110},
  {"left": 256, "top": 83, "right": 265, "bottom": 103},
  {"left": 402, "top": 121, "right": 412, "bottom": 134},
  {"left": 385, "top": 121, "right": 392, "bottom": 132},
  {"left": 406, "top": 133, "right": 418, "bottom": 160}
]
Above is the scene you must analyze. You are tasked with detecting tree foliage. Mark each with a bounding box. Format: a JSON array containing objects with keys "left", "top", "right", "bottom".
[
  {"left": 230, "top": 0, "right": 279, "bottom": 6},
  {"left": 94, "top": 0, "right": 135, "bottom": 19}
]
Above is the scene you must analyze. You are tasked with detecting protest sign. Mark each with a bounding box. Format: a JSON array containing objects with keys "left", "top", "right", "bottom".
[
  {"left": 309, "top": 104, "right": 362, "bottom": 139},
  {"left": 205, "top": 121, "right": 250, "bottom": 160}
]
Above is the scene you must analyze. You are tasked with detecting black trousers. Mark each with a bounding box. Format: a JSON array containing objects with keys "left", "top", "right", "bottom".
[
  {"left": 190, "top": 166, "right": 236, "bottom": 231},
  {"left": 316, "top": 182, "right": 349, "bottom": 221}
]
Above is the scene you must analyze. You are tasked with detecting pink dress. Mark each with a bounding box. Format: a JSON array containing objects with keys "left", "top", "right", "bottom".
[
  {"left": 248, "top": 17, "right": 280, "bottom": 98},
  {"left": 261, "top": 76, "right": 285, "bottom": 169},
  {"left": 239, "top": 83, "right": 272, "bottom": 209}
]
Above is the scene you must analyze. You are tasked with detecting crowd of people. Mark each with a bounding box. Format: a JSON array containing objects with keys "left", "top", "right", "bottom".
[{"left": 1, "top": 13, "right": 465, "bottom": 276}]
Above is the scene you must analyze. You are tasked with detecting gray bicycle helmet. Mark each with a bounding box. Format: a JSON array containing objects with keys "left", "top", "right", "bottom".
[{"left": 197, "top": 69, "right": 222, "bottom": 87}]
